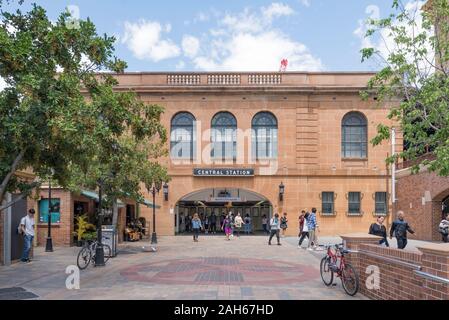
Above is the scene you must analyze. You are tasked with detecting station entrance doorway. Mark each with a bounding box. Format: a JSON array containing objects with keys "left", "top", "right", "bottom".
[{"left": 175, "top": 188, "right": 272, "bottom": 235}]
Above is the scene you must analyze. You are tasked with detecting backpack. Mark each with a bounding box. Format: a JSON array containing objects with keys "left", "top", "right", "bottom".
[
  {"left": 17, "top": 217, "right": 24, "bottom": 235},
  {"left": 439, "top": 226, "right": 449, "bottom": 236}
]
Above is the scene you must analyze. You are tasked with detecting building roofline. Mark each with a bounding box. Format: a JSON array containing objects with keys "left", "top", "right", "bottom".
[{"left": 106, "top": 71, "right": 378, "bottom": 76}]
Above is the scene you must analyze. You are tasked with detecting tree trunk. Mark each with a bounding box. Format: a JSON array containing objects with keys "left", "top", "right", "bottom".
[{"left": 0, "top": 149, "right": 26, "bottom": 207}]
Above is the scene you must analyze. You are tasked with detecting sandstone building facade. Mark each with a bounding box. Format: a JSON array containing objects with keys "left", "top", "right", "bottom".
[{"left": 112, "top": 72, "right": 400, "bottom": 237}]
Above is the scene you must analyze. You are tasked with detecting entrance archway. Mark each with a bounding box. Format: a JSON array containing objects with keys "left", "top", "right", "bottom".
[{"left": 175, "top": 188, "right": 272, "bottom": 235}]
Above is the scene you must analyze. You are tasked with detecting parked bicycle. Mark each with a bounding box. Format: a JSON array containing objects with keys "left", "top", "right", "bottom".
[
  {"left": 320, "top": 243, "right": 359, "bottom": 296},
  {"left": 77, "top": 239, "right": 112, "bottom": 270}
]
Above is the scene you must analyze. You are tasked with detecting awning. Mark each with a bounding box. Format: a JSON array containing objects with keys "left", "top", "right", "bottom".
[
  {"left": 80, "top": 190, "right": 125, "bottom": 207},
  {"left": 140, "top": 199, "right": 161, "bottom": 209}
]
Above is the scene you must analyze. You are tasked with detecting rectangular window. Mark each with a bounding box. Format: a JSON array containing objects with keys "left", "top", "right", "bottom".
[
  {"left": 38, "top": 198, "right": 61, "bottom": 223},
  {"left": 375, "top": 192, "right": 387, "bottom": 215},
  {"left": 321, "top": 192, "right": 334, "bottom": 215},
  {"left": 348, "top": 192, "right": 361, "bottom": 215}
]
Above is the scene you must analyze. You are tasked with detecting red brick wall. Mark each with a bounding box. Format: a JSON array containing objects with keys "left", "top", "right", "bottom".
[
  {"left": 343, "top": 234, "right": 449, "bottom": 300},
  {"left": 36, "top": 189, "right": 74, "bottom": 247},
  {"left": 396, "top": 170, "right": 449, "bottom": 241}
]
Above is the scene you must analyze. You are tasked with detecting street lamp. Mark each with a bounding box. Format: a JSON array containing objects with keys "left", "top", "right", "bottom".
[
  {"left": 45, "top": 168, "right": 55, "bottom": 252},
  {"left": 148, "top": 181, "right": 161, "bottom": 244},
  {"left": 163, "top": 182, "right": 169, "bottom": 201},
  {"left": 279, "top": 182, "right": 285, "bottom": 202},
  {"left": 94, "top": 179, "right": 105, "bottom": 267}
]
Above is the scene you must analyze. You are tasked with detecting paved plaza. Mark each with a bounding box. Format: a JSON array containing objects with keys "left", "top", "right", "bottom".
[{"left": 0, "top": 235, "right": 369, "bottom": 300}]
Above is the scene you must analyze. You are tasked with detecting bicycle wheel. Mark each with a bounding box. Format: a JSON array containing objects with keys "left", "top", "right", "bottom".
[
  {"left": 320, "top": 256, "right": 334, "bottom": 286},
  {"left": 341, "top": 263, "right": 359, "bottom": 296},
  {"left": 77, "top": 247, "right": 92, "bottom": 270},
  {"left": 103, "top": 244, "right": 112, "bottom": 263}
]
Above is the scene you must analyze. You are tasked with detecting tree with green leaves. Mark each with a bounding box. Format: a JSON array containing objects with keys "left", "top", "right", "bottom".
[
  {"left": 0, "top": 1, "right": 169, "bottom": 212},
  {"left": 360, "top": 0, "right": 449, "bottom": 175}
]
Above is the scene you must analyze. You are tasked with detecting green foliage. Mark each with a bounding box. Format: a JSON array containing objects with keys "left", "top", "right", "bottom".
[
  {"left": 73, "top": 214, "right": 95, "bottom": 242},
  {"left": 0, "top": 2, "right": 168, "bottom": 207},
  {"left": 360, "top": 0, "right": 449, "bottom": 176}
]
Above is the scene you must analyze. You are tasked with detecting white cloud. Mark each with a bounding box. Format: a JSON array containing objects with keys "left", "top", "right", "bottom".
[
  {"left": 299, "top": 0, "right": 311, "bottom": 7},
  {"left": 262, "top": 3, "right": 294, "bottom": 22},
  {"left": 193, "top": 31, "right": 322, "bottom": 71},
  {"left": 122, "top": 19, "right": 180, "bottom": 62},
  {"left": 191, "top": 4, "right": 322, "bottom": 71},
  {"left": 182, "top": 35, "right": 200, "bottom": 58},
  {"left": 176, "top": 61, "right": 186, "bottom": 70}
]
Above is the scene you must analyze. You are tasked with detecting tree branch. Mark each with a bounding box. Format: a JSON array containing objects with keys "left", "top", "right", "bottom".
[
  {"left": 0, "top": 149, "right": 26, "bottom": 202},
  {"left": 0, "top": 180, "right": 41, "bottom": 212}
]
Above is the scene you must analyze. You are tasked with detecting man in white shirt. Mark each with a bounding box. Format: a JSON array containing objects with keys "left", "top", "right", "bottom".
[{"left": 20, "top": 209, "right": 35, "bottom": 262}]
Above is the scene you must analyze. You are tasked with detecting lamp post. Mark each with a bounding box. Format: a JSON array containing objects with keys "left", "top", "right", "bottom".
[
  {"left": 149, "top": 181, "right": 161, "bottom": 244},
  {"left": 94, "top": 180, "right": 105, "bottom": 267},
  {"left": 163, "top": 182, "right": 169, "bottom": 201},
  {"left": 279, "top": 182, "right": 285, "bottom": 202},
  {"left": 45, "top": 169, "right": 55, "bottom": 252}
]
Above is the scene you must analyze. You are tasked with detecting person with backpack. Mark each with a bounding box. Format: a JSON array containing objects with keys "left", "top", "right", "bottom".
[
  {"left": 191, "top": 213, "right": 203, "bottom": 242},
  {"left": 306, "top": 208, "right": 318, "bottom": 250},
  {"left": 280, "top": 212, "right": 288, "bottom": 237},
  {"left": 268, "top": 213, "right": 282, "bottom": 246},
  {"left": 244, "top": 214, "right": 252, "bottom": 235},
  {"left": 369, "top": 216, "right": 389, "bottom": 247},
  {"left": 439, "top": 213, "right": 449, "bottom": 243},
  {"left": 298, "top": 210, "right": 309, "bottom": 248},
  {"left": 19, "top": 209, "right": 35, "bottom": 263},
  {"left": 390, "top": 211, "right": 415, "bottom": 249}
]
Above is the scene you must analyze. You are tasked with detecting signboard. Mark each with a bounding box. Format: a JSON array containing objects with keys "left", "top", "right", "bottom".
[
  {"left": 193, "top": 168, "right": 254, "bottom": 177},
  {"left": 209, "top": 197, "right": 242, "bottom": 202}
]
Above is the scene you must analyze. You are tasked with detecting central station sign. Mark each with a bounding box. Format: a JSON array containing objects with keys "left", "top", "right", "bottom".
[{"left": 193, "top": 168, "right": 254, "bottom": 177}]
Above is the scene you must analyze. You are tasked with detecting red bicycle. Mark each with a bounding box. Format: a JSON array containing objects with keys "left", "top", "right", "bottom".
[{"left": 320, "top": 243, "right": 359, "bottom": 296}]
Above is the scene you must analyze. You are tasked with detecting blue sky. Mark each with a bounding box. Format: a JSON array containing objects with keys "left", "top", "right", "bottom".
[{"left": 2, "top": 1, "right": 421, "bottom": 72}]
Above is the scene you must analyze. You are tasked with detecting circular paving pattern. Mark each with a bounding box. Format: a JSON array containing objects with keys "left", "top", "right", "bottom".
[{"left": 120, "top": 257, "right": 319, "bottom": 285}]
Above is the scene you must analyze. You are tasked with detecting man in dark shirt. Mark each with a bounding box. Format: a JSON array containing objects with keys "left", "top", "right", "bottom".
[
  {"left": 369, "top": 216, "right": 389, "bottom": 247},
  {"left": 210, "top": 213, "right": 217, "bottom": 234},
  {"left": 390, "top": 211, "right": 415, "bottom": 249}
]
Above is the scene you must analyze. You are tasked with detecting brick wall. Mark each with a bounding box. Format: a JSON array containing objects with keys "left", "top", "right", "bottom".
[
  {"left": 342, "top": 234, "right": 449, "bottom": 300},
  {"left": 36, "top": 189, "right": 73, "bottom": 247},
  {"left": 396, "top": 169, "right": 449, "bottom": 241}
]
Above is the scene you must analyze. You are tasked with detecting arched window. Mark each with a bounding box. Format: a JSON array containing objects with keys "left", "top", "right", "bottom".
[
  {"left": 252, "top": 112, "right": 278, "bottom": 159},
  {"left": 170, "top": 112, "right": 195, "bottom": 159},
  {"left": 342, "top": 112, "right": 367, "bottom": 158},
  {"left": 211, "top": 112, "right": 237, "bottom": 160}
]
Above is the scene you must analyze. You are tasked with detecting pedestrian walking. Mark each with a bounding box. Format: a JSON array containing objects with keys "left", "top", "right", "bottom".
[
  {"left": 306, "top": 208, "right": 318, "bottom": 250},
  {"left": 439, "top": 213, "right": 449, "bottom": 243},
  {"left": 298, "top": 210, "right": 309, "bottom": 248},
  {"left": 369, "top": 216, "right": 389, "bottom": 247},
  {"left": 268, "top": 213, "right": 282, "bottom": 246},
  {"left": 390, "top": 211, "right": 415, "bottom": 249},
  {"left": 280, "top": 212, "right": 288, "bottom": 237},
  {"left": 185, "top": 215, "right": 191, "bottom": 233},
  {"left": 234, "top": 212, "right": 244, "bottom": 237},
  {"left": 244, "top": 214, "right": 252, "bottom": 235},
  {"left": 204, "top": 215, "right": 209, "bottom": 234},
  {"left": 220, "top": 213, "right": 226, "bottom": 233},
  {"left": 19, "top": 209, "right": 35, "bottom": 263},
  {"left": 191, "top": 213, "right": 202, "bottom": 242},
  {"left": 210, "top": 212, "right": 217, "bottom": 234},
  {"left": 262, "top": 215, "right": 269, "bottom": 235},
  {"left": 222, "top": 214, "right": 233, "bottom": 241}
]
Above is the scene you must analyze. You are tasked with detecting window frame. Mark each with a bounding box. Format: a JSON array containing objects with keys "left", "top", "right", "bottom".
[
  {"left": 38, "top": 198, "right": 61, "bottom": 224},
  {"left": 170, "top": 112, "right": 196, "bottom": 160},
  {"left": 375, "top": 192, "right": 388, "bottom": 216},
  {"left": 341, "top": 112, "right": 368, "bottom": 159},
  {"left": 321, "top": 192, "right": 335, "bottom": 216},
  {"left": 251, "top": 112, "right": 278, "bottom": 160},
  {"left": 347, "top": 192, "right": 362, "bottom": 216},
  {"left": 211, "top": 111, "right": 237, "bottom": 161}
]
